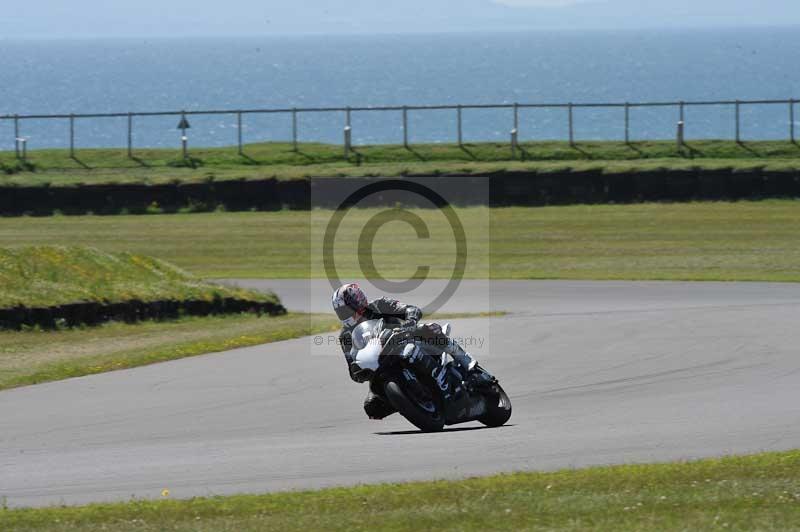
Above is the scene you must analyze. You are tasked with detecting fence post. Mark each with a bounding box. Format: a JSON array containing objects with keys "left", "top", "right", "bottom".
[
  {"left": 624, "top": 103, "right": 630, "bottom": 144},
  {"left": 457, "top": 105, "right": 463, "bottom": 147},
  {"left": 403, "top": 106, "right": 409, "bottom": 148},
  {"left": 735, "top": 100, "right": 741, "bottom": 143},
  {"left": 14, "top": 114, "right": 19, "bottom": 159},
  {"left": 679, "top": 101, "right": 685, "bottom": 123},
  {"left": 677, "top": 120, "right": 685, "bottom": 150},
  {"left": 512, "top": 102, "right": 520, "bottom": 158},
  {"left": 69, "top": 114, "right": 75, "bottom": 158},
  {"left": 790, "top": 99, "right": 795, "bottom": 143},
  {"left": 344, "top": 107, "right": 352, "bottom": 158},
  {"left": 14, "top": 115, "right": 22, "bottom": 159},
  {"left": 127, "top": 113, "right": 133, "bottom": 159},
  {"left": 237, "top": 111, "right": 243, "bottom": 155},
  {"left": 568, "top": 103, "right": 574, "bottom": 146},
  {"left": 511, "top": 128, "right": 518, "bottom": 159},
  {"left": 292, "top": 108, "right": 298, "bottom": 152},
  {"left": 180, "top": 111, "right": 188, "bottom": 159},
  {"left": 21, "top": 138, "right": 27, "bottom": 160}
]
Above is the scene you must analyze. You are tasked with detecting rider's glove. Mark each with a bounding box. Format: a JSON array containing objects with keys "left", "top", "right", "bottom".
[
  {"left": 399, "top": 319, "right": 418, "bottom": 330},
  {"left": 379, "top": 326, "right": 414, "bottom": 348}
]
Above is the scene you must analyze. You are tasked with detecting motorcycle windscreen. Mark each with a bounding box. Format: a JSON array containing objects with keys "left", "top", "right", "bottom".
[
  {"left": 352, "top": 319, "right": 383, "bottom": 371},
  {"left": 351, "top": 319, "right": 382, "bottom": 350}
]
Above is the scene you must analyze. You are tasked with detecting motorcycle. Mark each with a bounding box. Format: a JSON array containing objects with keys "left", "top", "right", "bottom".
[{"left": 349, "top": 319, "right": 512, "bottom": 432}]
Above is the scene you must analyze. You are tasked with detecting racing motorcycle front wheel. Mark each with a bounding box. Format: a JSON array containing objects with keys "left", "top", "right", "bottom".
[
  {"left": 478, "top": 383, "right": 513, "bottom": 427},
  {"left": 384, "top": 379, "right": 445, "bottom": 433}
]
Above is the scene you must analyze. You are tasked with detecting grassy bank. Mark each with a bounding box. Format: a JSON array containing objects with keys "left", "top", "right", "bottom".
[
  {"left": 0, "top": 140, "right": 798, "bottom": 186},
  {"left": 2, "top": 450, "right": 798, "bottom": 531},
  {"left": 0, "top": 313, "right": 336, "bottom": 391},
  {"left": 1, "top": 202, "right": 799, "bottom": 281},
  {"left": 0, "top": 246, "right": 277, "bottom": 309}
]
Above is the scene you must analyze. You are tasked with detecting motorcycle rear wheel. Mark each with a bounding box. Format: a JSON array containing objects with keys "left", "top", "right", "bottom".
[{"left": 384, "top": 379, "right": 445, "bottom": 433}]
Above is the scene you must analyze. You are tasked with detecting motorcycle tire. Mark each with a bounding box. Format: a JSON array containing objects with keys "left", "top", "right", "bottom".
[{"left": 478, "top": 383, "right": 512, "bottom": 427}]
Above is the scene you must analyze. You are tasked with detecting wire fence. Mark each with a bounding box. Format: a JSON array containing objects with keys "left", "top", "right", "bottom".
[{"left": 2, "top": 98, "right": 797, "bottom": 159}]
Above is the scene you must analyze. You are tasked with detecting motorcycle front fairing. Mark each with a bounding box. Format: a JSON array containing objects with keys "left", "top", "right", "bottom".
[{"left": 349, "top": 319, "right": 385, "bottom": 380}]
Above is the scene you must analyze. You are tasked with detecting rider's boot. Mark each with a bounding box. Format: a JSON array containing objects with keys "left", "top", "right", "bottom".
[
  {"left": 364, "top": 383, "right": 397, "bottom": 420},
  {"left": 442, "top": 338, "right": 477, "bottom": 372},
  {"left": 442, "top": 339, "right": 496, "bottom": 388}
]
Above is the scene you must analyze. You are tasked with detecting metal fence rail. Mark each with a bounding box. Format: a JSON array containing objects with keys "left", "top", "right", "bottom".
[{"left": 2, "top": 97, "right": 797, "bottom": 159}]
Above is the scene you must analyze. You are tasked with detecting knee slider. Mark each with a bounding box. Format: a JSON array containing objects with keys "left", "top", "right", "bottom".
[{"left": 364, "top": 395, "right": 395, "bottom": 420}]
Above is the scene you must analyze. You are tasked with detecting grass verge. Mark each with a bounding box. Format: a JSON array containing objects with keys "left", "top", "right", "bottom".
[
  {"left": 2, "top": 450, "right": 798, "bottom": 531},
  {"left": 2, "top": 202, "right": 799, "bottom": 281},
  {"left": 0, "top": 140, "right": 798, "bottom": 186},
  {"left": 0, "top": 313, "right": 335, "bottom": 391}
]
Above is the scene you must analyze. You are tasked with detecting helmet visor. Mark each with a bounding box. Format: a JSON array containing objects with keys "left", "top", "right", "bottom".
[{"left": 335, "top": 304, "right": 362, "bottom": 326}]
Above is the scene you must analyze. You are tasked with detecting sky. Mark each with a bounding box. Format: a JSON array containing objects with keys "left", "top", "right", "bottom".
[{"left": 3, "top": 0, "right": 800, "bottom": 38}]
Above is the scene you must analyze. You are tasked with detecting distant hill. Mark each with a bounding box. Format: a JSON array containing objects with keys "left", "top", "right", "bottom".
[{"left": 3, "top": 0, "right": 800, "bottom": 37}]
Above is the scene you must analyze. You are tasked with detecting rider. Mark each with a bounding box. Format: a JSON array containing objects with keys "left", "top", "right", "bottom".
[{"left": 332, "top": 283, "right": 489, "bottom": 420}]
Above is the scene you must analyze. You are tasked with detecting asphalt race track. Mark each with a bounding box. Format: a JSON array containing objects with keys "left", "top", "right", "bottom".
[{"left": 2, "top": 280, "right": 800, "bottom": 508}]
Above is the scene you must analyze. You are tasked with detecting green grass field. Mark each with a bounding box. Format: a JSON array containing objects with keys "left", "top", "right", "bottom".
[
  {"left": 2, "top": 450, "right": 798, "bottom": 531},
  {"left": 2, "top": 202, "right": 799, "bottom": 281},
  {"left": 0, "top": 246, "right": 277, "bottom": 309},
  {"left": 1, "top": 140, "right": 798, "bottom": 186}
]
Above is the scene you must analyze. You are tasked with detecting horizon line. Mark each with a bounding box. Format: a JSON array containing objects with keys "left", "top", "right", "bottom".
[{"left": 3, "top": 23, "right": 800, "bottom": 41}]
